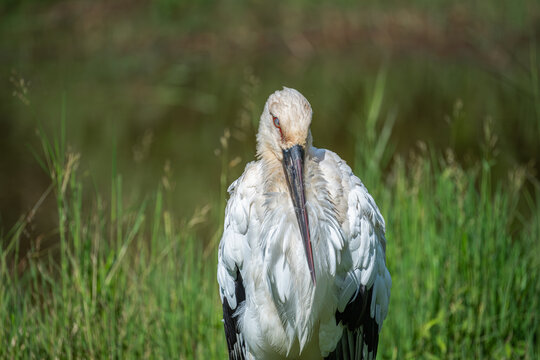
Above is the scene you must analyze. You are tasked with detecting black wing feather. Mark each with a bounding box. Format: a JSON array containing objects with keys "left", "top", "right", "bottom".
[
  {"left": 326, "top": 285, "right": 379, "bottom": 360},
  {"left": 222, "top": 269, "right": 247, "bottom": 360}
]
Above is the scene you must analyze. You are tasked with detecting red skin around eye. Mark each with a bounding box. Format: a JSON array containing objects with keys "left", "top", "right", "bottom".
[{"left": 273, "top": 116, "right": 283, "bottom": 139}]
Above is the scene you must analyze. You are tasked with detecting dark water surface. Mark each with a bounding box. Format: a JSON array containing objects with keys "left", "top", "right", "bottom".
[{"left": 1, "top": 0, "right": 539, "bottom": 236}]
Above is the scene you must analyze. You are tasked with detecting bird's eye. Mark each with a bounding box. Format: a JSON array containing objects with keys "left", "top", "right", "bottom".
[{"left": 272, "top": 116, "right": 280, "bottom": 128}]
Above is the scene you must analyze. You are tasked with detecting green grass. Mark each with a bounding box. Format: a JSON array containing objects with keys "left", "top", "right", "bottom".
[
  {"left": 1, "top": 99, "right": 225, "bottom": 358},
  {"left": 357, "top": 74, "right": 540, "bottom": 359},
  {"left": 381, "top": 156, "right": 540, "bottom": 359},
  {"left": 1, "top": 80, "right": 539, "bottom": 359}
]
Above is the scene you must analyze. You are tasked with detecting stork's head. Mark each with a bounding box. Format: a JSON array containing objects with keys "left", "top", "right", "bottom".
[
  {"left": 256, "top": 87, "right": 313, "bottom": 159},
  {"left": 257, "top": 87, "right": 316, "bottom": 285}
]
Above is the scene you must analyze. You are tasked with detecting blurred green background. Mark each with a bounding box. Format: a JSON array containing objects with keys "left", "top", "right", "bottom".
[
  {"left": 1, "top": 0, "right": 540, "bottom": 359},
  {"left": 2, "top": 0, "right": 539, "bottom": 233}
]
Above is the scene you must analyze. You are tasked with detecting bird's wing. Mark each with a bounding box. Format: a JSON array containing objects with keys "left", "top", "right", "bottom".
[
  {"left": 217, "top": 162, "right": 258, "bottom": 360},
  {"left": 325, "top": 155, "right": 391, "bottom": 360}
]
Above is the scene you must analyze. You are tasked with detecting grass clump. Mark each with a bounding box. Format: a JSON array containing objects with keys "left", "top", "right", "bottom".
[
  {"left": 0, "top": 117, "right": 227, "bottom": 359},
  {"left": 378, "top": 151, "right": 540, "bottom": 359},
  {"left": 355, "top": 75, "right": 540, "bottom": 359}
]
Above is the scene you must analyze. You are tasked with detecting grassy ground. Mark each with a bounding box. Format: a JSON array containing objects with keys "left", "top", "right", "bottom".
[{"left": 1, "top": 83, "right": 539, "bottom": 359}]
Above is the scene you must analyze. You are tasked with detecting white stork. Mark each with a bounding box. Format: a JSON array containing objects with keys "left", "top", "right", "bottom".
[{"left": 217, "top": 88, "right": 391, "bottom": 360}]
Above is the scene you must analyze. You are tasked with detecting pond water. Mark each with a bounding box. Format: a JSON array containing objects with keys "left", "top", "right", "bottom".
[{"left": 1, "top": 0, "right": 539, "bottom": 236}]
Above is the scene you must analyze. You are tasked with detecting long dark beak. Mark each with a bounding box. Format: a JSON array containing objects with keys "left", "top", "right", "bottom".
[{"left": 282, "top": 145, "right": 316, "bottom": 285}]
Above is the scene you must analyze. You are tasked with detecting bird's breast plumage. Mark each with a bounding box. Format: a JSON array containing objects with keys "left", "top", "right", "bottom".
[
  {"left": 231, "top": 150, "right": 348, "bottom": 357},
  {"left": 218, "top": 147, "right": 391, "bottom": 360}
]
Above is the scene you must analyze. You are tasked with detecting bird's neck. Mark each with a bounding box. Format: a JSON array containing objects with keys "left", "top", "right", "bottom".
[{"left": 260, "top": 150, "right": 314, "bottom": 195}]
